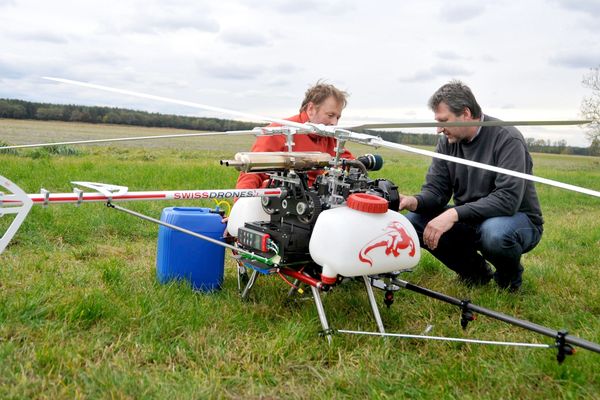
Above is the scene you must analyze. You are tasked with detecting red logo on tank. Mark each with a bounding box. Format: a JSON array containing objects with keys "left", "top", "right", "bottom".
[{"left": 359, "top": 221, "right": 416, "bottom": 267}]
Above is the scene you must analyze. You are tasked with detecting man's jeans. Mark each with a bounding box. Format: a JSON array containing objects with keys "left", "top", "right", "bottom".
[{"left": 405, "top": 210, "right": 543, "bottom": 280}]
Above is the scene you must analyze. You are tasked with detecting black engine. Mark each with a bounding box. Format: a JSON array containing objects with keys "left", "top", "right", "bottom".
[{"left": 224, "top": 152, "right": 399, "bottom": 267}]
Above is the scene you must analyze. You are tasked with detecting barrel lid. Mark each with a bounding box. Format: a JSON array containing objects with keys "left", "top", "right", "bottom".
[{"left": 347, "top": 193, "right": 388, "bottom": 214}]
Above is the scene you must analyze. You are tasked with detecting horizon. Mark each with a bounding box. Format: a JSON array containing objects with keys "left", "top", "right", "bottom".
[{"left": 1, "top": 1, "right": 599, "bottom": 146}]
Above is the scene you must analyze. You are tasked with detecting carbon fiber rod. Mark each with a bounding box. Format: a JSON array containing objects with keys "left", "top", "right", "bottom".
[{"left": 392, "top": 278, "right": 600, "bottom": 355}]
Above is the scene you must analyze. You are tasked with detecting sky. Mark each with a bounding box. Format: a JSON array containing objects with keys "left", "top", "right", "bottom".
[{"left": 1, "top": 0, "right": 599, "bottom": 146}]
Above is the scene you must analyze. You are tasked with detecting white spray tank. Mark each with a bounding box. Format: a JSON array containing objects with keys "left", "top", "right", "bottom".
[
  {"left": 309, "top": 193, "right": 421, "bottom": 284},
  {"left": 226, "top": 197, "right": 270, "bottom": 237}
]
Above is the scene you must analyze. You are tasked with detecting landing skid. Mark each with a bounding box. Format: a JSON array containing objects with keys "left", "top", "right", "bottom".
[{"left": 237, "top": 263, "right": 393, "bottom": 342}]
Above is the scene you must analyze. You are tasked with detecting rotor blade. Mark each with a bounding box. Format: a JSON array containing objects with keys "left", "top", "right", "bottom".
[
  {"left": 41, "top": 77, "right": 599, "bottom": 198},
  {"left": 349, "top": 120, "right": 593, "bottom": 130},
  {"left": 43, "top": 77, "right": 309, "bottom": 130},
  {"left": 338, "top": 131, "right": 600, "bottom": 198},
  {"left": 0, "top": 129, "right": 260, "bottom": 151}
]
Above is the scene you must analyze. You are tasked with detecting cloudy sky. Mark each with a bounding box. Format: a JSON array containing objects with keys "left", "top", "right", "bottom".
[{"left": 1, "top": 0, "right": 599, "bottom": 146}]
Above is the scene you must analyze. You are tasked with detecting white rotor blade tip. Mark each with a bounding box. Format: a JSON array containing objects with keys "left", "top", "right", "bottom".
[{"left": 0, "top": 176, "right": 33, "bottom": 254}]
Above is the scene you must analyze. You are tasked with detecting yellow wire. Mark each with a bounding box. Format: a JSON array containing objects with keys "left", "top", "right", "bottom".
[{"left": 213, "top": 199, "right": 232, "bottom": 217}]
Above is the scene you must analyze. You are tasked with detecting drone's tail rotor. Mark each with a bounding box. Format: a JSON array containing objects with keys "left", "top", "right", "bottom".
[{"left": 0, "top": 176, "right": 33, "bottom": 254}]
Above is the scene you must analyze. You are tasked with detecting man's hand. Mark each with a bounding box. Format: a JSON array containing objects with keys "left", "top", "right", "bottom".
[
  {"left": 423, "top": 208, "right": 458, "bottom": 250},
  {"left": 399, "top": 195, "right": 418, "bottom": 212}
]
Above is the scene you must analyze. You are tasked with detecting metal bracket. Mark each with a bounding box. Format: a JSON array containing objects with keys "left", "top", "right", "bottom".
[
  {"left": 556, "top": 330, "right": 575, "bottom": 364},
  {"left": 256, "top": 127, "right": 300, "bottom": 152},
  {"left": 460, "top": 299, "right": 476, "bottom": 329},
  {"left": 40, "top": 188, "right": 50, "bottom": 208},
  {"left": 71, "top": 181, "right": 129, "bottom": 202},
  {"left": 73, "top": 187, "right": 83, "bottom": 207},
  {"left": 318, "top": 328, "right": 336, "bottom": 337},
  {"left": 285, "top": 128, "right": 296, "bottom": 152},
  {"left": 369, "top": 276, "right": 402, "bottom": 292}
]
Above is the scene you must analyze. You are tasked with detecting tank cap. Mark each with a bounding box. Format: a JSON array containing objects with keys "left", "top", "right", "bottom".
[{"left": 347, "top": 193, "right": 388, "bottom": 214}]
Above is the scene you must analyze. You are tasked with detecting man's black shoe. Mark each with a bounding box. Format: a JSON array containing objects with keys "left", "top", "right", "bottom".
[
  {"left": 458, "top": 262, "right": 494, "bottom": 287},
  {"left": 494, "top": 263, "right": 524, "bottom": 292}
]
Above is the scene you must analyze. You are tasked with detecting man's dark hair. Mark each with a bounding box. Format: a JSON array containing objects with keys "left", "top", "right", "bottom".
[
  {"left": 428, "top": 80, "right": 482, "bottom": 118},
  {"left": 300, "top": 80, "right": 349, "bottom": 113}
]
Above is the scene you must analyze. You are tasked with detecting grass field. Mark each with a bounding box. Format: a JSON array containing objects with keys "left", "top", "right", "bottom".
[{"left": 1, "top": 119, "right": 600, "bottom": 399}]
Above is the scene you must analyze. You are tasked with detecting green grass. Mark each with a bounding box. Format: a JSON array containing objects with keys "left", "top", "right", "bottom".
[{"left": 1, "top": 119, "right": 600, "bottom": 399}]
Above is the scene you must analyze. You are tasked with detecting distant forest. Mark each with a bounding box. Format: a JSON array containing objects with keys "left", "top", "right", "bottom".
[
  {"left": 0, "top": 98, "right": 258, "bottom": 131},
  {"left": 372, "top": 131, "right": 598, "bottom": 156},
  {"left": 1, "top": 98, "right": 597, "bottom": 156}
]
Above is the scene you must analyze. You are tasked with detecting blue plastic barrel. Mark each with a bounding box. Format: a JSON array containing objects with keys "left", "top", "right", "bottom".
[{"left": 156, "top": 207, "right": 226, "bottom": 292}]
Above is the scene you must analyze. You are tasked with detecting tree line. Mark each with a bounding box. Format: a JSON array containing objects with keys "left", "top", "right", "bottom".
[
  {"left": 368, "top": 131, "right": 599, "bottom": 157},
  {"left": 1, "top": 98, "right": 598, "bottom": 156},
  {"left": 0, "top": 98, "right": 258, "bottom": 131}
]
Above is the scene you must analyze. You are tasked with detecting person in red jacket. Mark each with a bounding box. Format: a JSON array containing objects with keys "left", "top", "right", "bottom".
[{"left": 236, "top": 81, "right": 354, "bottom": 189}]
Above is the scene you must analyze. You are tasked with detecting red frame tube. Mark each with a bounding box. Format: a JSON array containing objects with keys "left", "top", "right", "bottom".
[{"left": 279, "top": 267, "right": 325, "bottom": 289}]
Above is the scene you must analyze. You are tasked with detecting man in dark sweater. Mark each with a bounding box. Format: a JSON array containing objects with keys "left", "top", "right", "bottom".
[{"left": 400, "top": 81, "right": 543, "bottom": 291}]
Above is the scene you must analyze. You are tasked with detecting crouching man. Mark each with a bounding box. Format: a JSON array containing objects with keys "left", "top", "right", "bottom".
[{"left": 399, "top": 80, "right": 543, "bottom": 291}]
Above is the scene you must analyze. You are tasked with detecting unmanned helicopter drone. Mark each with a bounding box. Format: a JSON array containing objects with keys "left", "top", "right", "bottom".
[{"left": 1, "top": 77, "right": 599, "bottom": 363}]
